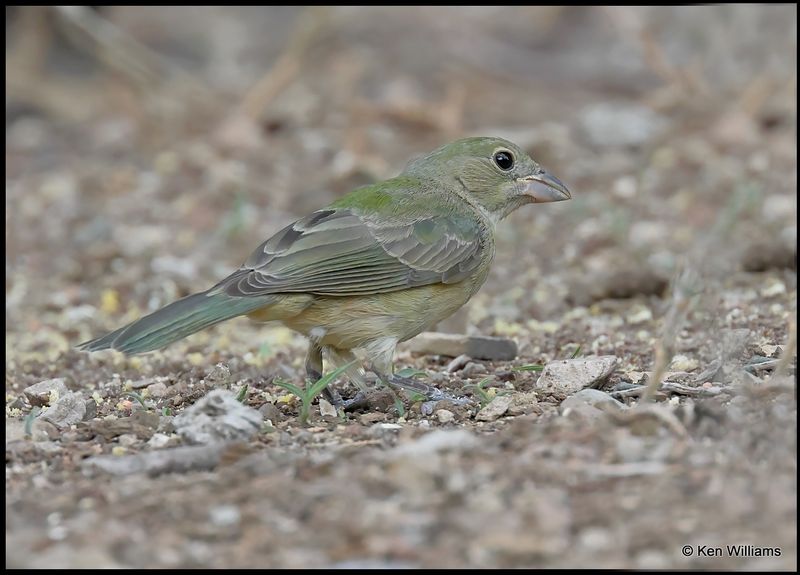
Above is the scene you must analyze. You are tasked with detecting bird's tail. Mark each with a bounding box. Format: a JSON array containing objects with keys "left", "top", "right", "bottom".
[{"left": 78, "top": 291, "right": 271, "bottom": 355}]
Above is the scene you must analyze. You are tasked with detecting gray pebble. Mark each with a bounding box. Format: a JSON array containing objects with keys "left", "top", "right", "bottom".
[
  {"left": 173, "top": 390, "right": 263, "bottom": 445},
  {"left": 259, "top": 403, "right": 283, "bottom": 423},
  {"left": 535, "top": 356, "right": 619, "bottom": 396},
  {"left": 147, "top": 382, "right": 168, "bottom": 398},
  {"left": 476, "top": 394, "right": 513, "bottom": 422},
  {"left": 23, "top": 378, "right": 68, "bottom": 407},
  {"left": 462, "top": 362, "right": 488, "bottom": 378},
  {"left": 39, "top": 391, "right": 86, "bottom": 429},
  {"left": 561, "top": 389, "right": 625, "bottom": 413}
]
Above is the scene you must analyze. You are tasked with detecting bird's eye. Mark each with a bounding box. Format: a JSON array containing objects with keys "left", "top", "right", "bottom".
[{"left": 493, "top": 150, "right": 515, "bottom": 171}]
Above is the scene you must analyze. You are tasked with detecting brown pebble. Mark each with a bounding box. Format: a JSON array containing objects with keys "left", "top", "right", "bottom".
[
  {"left": 32, "top": 420, "right": 60, "bottom": 442},
  {"left": 259, "top": 403, "right": 284, "bottom": 423},
  {"left": 359, "top": 412, "right": 386, "bottom": 425}
]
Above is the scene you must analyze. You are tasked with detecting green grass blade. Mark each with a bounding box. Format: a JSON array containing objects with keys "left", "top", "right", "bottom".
[
  {"left": 307, "top": 361, "right": 356, "bottom": 399},
  {"left": 462, "top": 376, "right": 493, "bottom": 391},
  {"left": 272, "top": 380, "right": 305, "bottom": 398},
  {"left": 393, "top": 395, "right": 406, "bottom": 417},
  {"left": 512, "top": 364, "right": 544, "bottom": 372},
  {"left": 24, "top": 407, "right": 41, "bottom": 437},
  {"left": 395, "top": 367, "right": 427, "bottom": 378}
]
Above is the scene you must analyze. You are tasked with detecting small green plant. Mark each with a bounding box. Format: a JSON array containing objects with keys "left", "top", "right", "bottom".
[
  {"left": 463, "top": 376, "right": 514, "bottom": 407},
  {"left": 235, "top": 384, "right": 249, "bottom": 403},
  {"left": 513, "top": 344, "right": 582, "bottom": 373},
  {"left": 161, "top": 407, "right": 172, "bottom": 417},
  {"left": 393, "top": 395, "right": 406, "bottom": 418},
  {"left": 462, "top": 376, "right": 495, "bottom": 407},
  {"left": 24, "top": 407, "right": 41, "bottom": 438},
  {"left": 121, "top": 391, "right": 148, "bottom": 409},
  {"left": 391, "top": 369, "right": 426, "bottom": 416},
  {"left": 272, "top": 361, "right": 355, "bottom": 425}
]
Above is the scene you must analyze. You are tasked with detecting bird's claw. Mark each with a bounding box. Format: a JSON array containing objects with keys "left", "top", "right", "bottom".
[
  {"left": 386, "top": 375, "right": 473, "bottom": 415},
  {"left": 420, "top": 392, "right": 472, "bottom": 416},
  {"left": 322, "top": 374, "right": 473, "bottom": 415},
  {"left": 339, "top": 391, "right": 369, "bottom": 411},
  {"left": 322, "top": 388, "right": 369, "bottom": 412}
]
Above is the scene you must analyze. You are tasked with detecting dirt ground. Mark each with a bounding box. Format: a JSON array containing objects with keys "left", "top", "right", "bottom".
[{"left": 5, "top": 6, "right": 797, "bottom": 569}]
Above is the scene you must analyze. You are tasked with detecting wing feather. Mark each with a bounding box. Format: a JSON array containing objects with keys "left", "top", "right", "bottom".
[{"left": 214, "top": 207, "right": 485, "bottom": 297}]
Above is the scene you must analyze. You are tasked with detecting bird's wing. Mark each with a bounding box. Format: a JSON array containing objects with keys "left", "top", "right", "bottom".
[{"left": 212, "top": 208, "right": 485, "bottom": 297}]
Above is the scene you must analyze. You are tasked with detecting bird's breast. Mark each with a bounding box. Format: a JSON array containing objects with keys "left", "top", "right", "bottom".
[{"left": 280, "top": 278, "right": 485, "bottom": 350}]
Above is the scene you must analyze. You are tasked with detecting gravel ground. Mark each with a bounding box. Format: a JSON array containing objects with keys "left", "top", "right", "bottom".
[{"left": 6, "top": 6, "right": 797, "bottom": 569}]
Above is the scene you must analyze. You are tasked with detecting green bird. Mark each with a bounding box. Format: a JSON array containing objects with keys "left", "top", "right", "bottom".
[{"left": 79, "top": 137, "right": 571, "bottom": 408}]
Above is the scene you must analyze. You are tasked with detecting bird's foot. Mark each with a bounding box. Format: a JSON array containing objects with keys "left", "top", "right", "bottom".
[
  {"left": 321, "top": 375, "right": 473, "bottom": 415},
  {"left": 386, "top": 375, "right": 473, "bottom": 415},
  {"left": 322, "top": 387, "right": 368, "bottom": 412}
]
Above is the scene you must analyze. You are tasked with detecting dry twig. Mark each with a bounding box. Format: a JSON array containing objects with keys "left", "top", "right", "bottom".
[
  {"left": 53, "top": 6, "right": 207, "bottom": 103},
  {"left": 238, "top": 7, "right": 329, "bottom": 121}
]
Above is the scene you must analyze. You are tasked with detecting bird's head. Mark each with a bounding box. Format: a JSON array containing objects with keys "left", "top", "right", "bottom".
[{"left": 404, "top": 136, "right": 571, "bottom": 221}]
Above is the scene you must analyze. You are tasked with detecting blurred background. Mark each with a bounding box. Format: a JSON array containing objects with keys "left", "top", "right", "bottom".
[
  {"left": 5, "top": 6, "right": 797, "bottom": 569},
  {"left": 6, "top": 6, "right": 797, "bottom": 341}
]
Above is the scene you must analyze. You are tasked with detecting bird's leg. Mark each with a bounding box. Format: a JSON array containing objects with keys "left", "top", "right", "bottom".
[
  {"left": 313, "top": 346, "right": 368, "bottom": 411},
  {"left": 304, "top": 341, "right": 343, "bottom": 406},
  {"left": 364, "top": 339, "right": 472, "bottom": 415}
]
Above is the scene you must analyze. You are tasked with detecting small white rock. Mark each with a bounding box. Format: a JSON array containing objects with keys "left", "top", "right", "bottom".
[
  {"left": 535, "top": 356, "right": 619, "bottom": 395},
  {"left": 759, "top": 344, "right": 780, "bottom": 358},
  {"left": 209, "top": 505, "right": 240, "bottom": 527},
  {"left": 612, "top": 176, "right": 637, "bottom": 199},
  {"left": 476, "top": 395, "right": 513, "bottom": 422},
  {"left": 376, "top": 423, "right": 403, "bottom": 430},
  {"left": 318, "top": 398, "right": 338, "bottom": 418},
  {"left": 761, "top": 280, "right": 786, "bottom": 298},
  {"left": 436, "top": 409, "right": 455, "bottom": 424},
  {"left": 670, "top": 354, "right": 699, "bottom": 372},
  {"left": 627, "top": 306, "right": 653, "bottom": 325},
  {"left": 147, "top": 433, "right": 171, "bottom": 449}
]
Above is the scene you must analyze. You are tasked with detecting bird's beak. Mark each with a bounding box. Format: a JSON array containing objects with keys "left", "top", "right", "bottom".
[{"left": 519, "top": 170, "right": 571, "bottom": 203}]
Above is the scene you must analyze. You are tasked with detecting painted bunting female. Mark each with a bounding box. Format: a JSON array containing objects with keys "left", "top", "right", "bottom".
[{"left": 80, "top": 137, "right": 571, "bottom": 407}]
